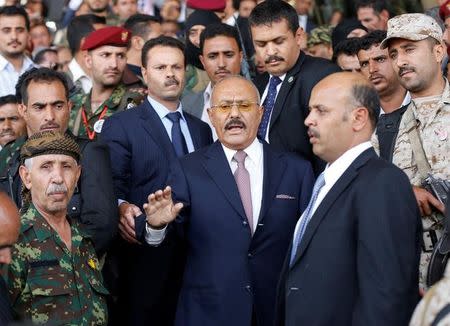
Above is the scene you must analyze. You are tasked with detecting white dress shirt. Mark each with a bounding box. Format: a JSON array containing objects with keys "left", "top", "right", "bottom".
[
  {"left": 260, "top": 73, "right": 286, "bottom": 142},
  {"left": 292, "top": 142, "right": 373, "bottom": 247},
  {"left": 145, "top": 138, "right": 265, "bottom": 245},
  {"left": 68, "top": 58, "right": 92, "bottom": 94},
  {"left": 0, "top": 54, "right": 34, "bottom": 97},
  {"left": 379, "top": 91, "right": 411, "bottom": 115},
  {"left": 298, "top": 15, "right": 308, "bottom": 31},
  {"left": 201, "top": 83, "right": 217, "bottom": 140}
]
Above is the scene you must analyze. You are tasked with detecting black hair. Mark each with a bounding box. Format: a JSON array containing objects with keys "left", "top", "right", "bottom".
[
  {"left": 30, "top": 22, "right": 51, "bottom": 35},
  {"left": 351, "top": 83, "right": 380, "bottom": 127},
  {"left": 0, "top": 95, "right": 18, "bottom": 107},
  {"left": 248, "top": 0, "right": 298, "bottom": 34},
  {"left": 355, "top": 0, "right": 388, "bottom": 14},
  {"left": 141, "top": 35, "right": 185, "bottom": 68},
  {"left": 67, "top": 14, "right": 106, "bottom": 55},
  {"left": 332, "top": 37, "right": 361, "bottom": 62},
  {"left": 0, "top": 5, "right": 30, "bottom": 31},
  {"left": 357, "top": 30, "right": 386, "bottom": 51},
  {"left": 199, "top": 23, "right": 242, "bottom": 53},
  {"left": 16, "top": 68, "right": 69, "bottom": 104},
  {"left": 124, "top": 13, "right": 161, "bottom": 39},
  {"left": 33, "top": 47, "right": 58, "bottom": 65}
]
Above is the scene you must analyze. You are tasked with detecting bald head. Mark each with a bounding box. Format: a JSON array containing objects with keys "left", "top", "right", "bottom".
[
  {"left": 211, "top": 75, "right": 261, "bottom": 105},
  {"left": 306, "top": 72, "right": 380, "bottom": 164},
  {"left": 0, "top": 192, "right": 20, "bottom": 265}
]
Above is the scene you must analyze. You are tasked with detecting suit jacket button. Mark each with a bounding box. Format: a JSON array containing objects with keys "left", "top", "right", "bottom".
[
  {"left": 248, "top": 253, "right": 253, "bottom": 258},
  {"left": 242, "top": 221, "right": 248, "bottom": 226}
]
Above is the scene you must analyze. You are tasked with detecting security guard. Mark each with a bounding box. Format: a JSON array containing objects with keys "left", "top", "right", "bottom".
[
  {"left": 0, "top": 131, "right": 108, "bottom": 325},
  {"left": 69, "top": 26, "right": 144, "bottom": 140}
]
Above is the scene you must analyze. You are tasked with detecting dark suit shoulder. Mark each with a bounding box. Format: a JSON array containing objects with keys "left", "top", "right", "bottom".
[{"left": 300, "top": 54, "right": 341, "bottom": 75}]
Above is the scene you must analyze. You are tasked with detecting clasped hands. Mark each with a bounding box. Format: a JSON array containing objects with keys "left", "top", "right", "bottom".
[{"left": 118, "top": 186, "right": 183, "bottom": 244}]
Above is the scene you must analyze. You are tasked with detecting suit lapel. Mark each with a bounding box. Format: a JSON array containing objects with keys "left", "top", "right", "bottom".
[
  {"left": 269, "top": 53, "right": 305, "bottom": 129},
  {"left": 290, "top": 148, "right": 376, "bottom": 268},
  {"left": 202, "top": 142, "right": 247, "bottom": 221},
  {"left": 257, "top": 142, "right": 285, "bottom": 226},
  {"left": 138, "top": 99, "right": 177, "bottom": 160}
]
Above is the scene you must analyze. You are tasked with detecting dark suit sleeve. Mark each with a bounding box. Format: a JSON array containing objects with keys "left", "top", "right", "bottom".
[
  {"left": 100, "top": 117, "right": 132, "bottom": 201},
  {"left": 79, "top": 140, "right": 118, "bottom": 256},
  {"left": 353, "top": 167, "right": 420, "bottom": 325},
  {"left": 0, "top": 276, "right": 12, "bottom": 325}
]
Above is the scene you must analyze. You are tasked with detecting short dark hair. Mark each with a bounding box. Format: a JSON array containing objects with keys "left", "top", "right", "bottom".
[
  {"left": 0, "top": 6, "right": 30, "bottom": 31},
  {"left": 141, "top": 35, "right": 185, "bottom": 67},
  {"left": 199, "top": 23, "right": 242, "bottom": 53},
  {"left": 357, "top": 30, "right": 386, "bottom": 52},
  {"left": 30, "top": 22, "right": 51, "bottom": 35},
  {"left": 355, "top": 0, "right": 388, "bottom": 14},
  {"left": 248, "top": 0, "right": 299, "bottom": 35},
  {"left": 17, "top": 68, "right": 69, "bottom": 105},
  {"left": 332, "top": 38, "right": 361, "bottom": 62},
  {"left": 67, "top": 14, "right": 106, "bottom": 55},
  {"left": 351, "top": 83, "right": 380, "bottom": 127},
  {"left": 124, "top": 14, "right": 161, "bottom": 39},
  {"left": 0, "top": 95, "right": 18, "bottom": 107},
  {"left": 33, "top": 47, "right": 58, "bottom": 65}
]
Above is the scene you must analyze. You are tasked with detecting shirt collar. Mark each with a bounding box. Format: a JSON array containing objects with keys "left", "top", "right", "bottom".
[
  {"left": 323, "top": 141, "right": 372, "bottom": 186},
  {"left": 147, "top": 95, "right": 185, "bottom": 121},
  {"left": 268, "top": 73, "right": 286, "bottom": 83},
  {"left": 0, "top": 54, "right": 8, "bottom": 70},
  {"left": 0, "top": 54, "right": 34, "bottom": 72},
  {"left": 204, "top": 82, "right": 212, "bottom": 106},
  {"left": 222, "top": 138, "right": 263, "bottom": 167},
  {"left": 69, "top": 58, "right": 89, "bottom": 82}
]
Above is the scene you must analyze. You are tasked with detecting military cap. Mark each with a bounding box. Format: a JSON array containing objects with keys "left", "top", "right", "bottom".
[
  {"left": 380, "top": 13, "right": 443, "bottom": 49},
  {"left": 440, "top": 0, "right": 450, "bottom": 20},
  {"left": 81, "top": 26, "right": 131, "bottom": 51},
  {"left": 20, "top": 131, "right": 81, "bottom": 164},
  {"left": 187, "top": 0, "right": 226, "bottom": 11},
  {"left": 307, "top": 26, "right": 333, "bottom": 48}
]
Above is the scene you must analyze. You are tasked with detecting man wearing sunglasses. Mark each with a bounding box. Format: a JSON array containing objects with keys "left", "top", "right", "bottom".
[{"left": 143, "top": 75, "right": 314, "bottom": 326}]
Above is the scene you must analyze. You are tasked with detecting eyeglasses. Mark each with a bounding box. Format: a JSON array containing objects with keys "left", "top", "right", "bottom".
[{"left": 210, "top": 101, "right": 259, "bottom": 113}]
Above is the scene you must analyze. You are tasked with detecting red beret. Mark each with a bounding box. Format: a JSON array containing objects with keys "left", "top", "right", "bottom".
[
  {"left": 187, "top": 0, "right": 226, "bottom": 11},
  {"left": 440, "top": 0, "right": 450, "bottom": 21},
  {"left": 81, "top": 26, "right": 131, "bottom": 51}
]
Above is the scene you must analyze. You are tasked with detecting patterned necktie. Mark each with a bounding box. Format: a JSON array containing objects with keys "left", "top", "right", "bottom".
[
  {"left": 290, "top": 173, "right": 326, "bottom": 266},
  {"left": 166, "top": 112, "right": 188, "bottom": 157},
  {"left": 257, "top": 76, "right": 282, "bottom": 140},
  {"left": 233, "top": 151, "right": 253, "bottom": 234}
]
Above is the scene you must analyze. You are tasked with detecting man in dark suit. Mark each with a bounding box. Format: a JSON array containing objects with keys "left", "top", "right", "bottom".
[
  {"left": 100, "top": 36, "right": 213, "bottom": 325},
  {"left": 0, "top": 191, "right": 20, "bottom": 325},
  {"left": 249, "top": 0, "right": 340, "bottom": 175},
  {"left": 277, "top": 72, "right": 421, "bottom": 326},
  {"left": 0, "top": 68, "right": 117, "bottom": 257},
  {"left": 143, "top": 76, "right": 314, "bottom": 326}
]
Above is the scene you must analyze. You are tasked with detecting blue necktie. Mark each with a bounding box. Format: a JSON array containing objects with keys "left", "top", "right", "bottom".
[
  {"left": 290, "top": 173, "right": 326, "bottom": 266},
  {"left": 257, "top": 76, "right": 282, "bottom": 140},
  {"left": 166, "top": 112, "right": 188, "bottom": 157}
]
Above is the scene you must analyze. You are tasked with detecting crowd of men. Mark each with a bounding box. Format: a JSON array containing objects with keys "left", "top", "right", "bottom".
[{"left": 0, "top": 0, "right": 448, "bottom": 325}]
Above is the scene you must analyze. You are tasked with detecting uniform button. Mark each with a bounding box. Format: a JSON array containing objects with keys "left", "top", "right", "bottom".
[{"left": 72, "top": 206, "right": 77, "bottom": 211}]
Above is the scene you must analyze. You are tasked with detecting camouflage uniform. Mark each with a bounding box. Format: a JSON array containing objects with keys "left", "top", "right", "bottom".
[
  {"left": 307, "top": 25, "right": 332, "bottom": 49},
  {"left": 69, "top": 83, "right": 143, "bottom": 139},
  {"left": 185, "top": 64, "right": 210, "bottom": 94},
  {"left": 410, "top": 262, "right": 450, "bottom": 326},
  {"left": 0, "top": 203, "right": 108, "bottom": 325},
  {"left": 0, "top": 137, "right": 26, "bottom": 203},
  {"left": 392, "top": 80, "right": 450, "bottom": 290}
]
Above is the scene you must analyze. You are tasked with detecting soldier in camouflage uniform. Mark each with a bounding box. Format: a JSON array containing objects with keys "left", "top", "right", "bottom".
[
  {"left": 380, "top": 13, "right": 450, "bottom": 290},
  {"left": 0, "top": 131, "right": 108, "bottom": 325},
  {"left": 69, "top": 26, "right": 143, "bottom": 140},
  {"left": 306, "top": 25, "right": 333, "bottom": 60}
]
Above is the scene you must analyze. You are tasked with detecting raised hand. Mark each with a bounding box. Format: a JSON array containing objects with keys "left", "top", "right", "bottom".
[{"left": 143, "top": 186, "right": 183, "bottom": 228}]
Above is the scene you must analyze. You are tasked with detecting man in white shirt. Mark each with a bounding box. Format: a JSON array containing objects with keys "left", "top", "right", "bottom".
[
  {"left": 182, "top": 23, "right": 243, "bottom": 140},
  {"left": 278, "top": 71, "right": 421, "bottom": 326},
  {"left": 143, "top": 75, "right": 314, "bottom": 326},
  {"left": 0, "top": 6, "right": 34, "bottom": 97}
]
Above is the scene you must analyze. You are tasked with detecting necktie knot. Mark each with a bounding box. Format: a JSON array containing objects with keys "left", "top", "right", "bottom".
[
  {"left": 233, "top": 150, "right": 247, "bottom": 165},
  {"left": 269, "top": 76, "right": 282, "bottom": 89},
  {"left": 166, "top": 111, "right": 182, "bottom": 123}
]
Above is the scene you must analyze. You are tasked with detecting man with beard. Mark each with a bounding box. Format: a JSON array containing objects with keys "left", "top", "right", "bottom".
[
  {"left": 380, "top": 13, "right": 450, "bottom": 290},
  {"left": 1, "top": 131, "right": 109, "bottom": 325},
  {"left": 100, "top": 36, "right": 212, "bottom": 325},
  {"left": 0, "top": 6, "right": 34, "bottom": 97},
  {"left": 182, "top": 23, "right": 243, "bottom": 139},
  {"left": 249, "top": 0, "right": 340, "bottom": 175},
  {"left": 69, "top": 26, "right": 144, "bottom": 140},
  {"left": 85, "top": 0, "right": 120, "bottom": 26},
  {"left": 357, "top": 30, "right": 410, "bottom": 161},
  {"left": 0, "top": 95, "right": 25, "bottom": 150}
]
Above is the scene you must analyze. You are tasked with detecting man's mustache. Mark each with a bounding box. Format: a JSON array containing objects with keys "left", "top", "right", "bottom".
[
  {"left": 46, "top": 183, "right": 68, "bottom": 196},
  {"left": 225, "top": 118, "right": 246, "bottom": 130},
  {"left": 265, "top": 55, "right": 284, "bottom": 64}
]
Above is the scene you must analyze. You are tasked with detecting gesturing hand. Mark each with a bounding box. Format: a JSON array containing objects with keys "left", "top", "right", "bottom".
[{"left": 143, "top": 186, "right": 183, "bottom": 228}]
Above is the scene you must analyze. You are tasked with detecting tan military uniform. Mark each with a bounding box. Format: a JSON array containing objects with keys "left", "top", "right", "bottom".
[{"left": 392, "top": 79, "right": 450, "bottom": 290}]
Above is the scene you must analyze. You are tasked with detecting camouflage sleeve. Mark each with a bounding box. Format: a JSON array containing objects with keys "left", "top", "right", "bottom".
[{"left": 3, "top": 242, "right": 27, "bottom": 307}]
